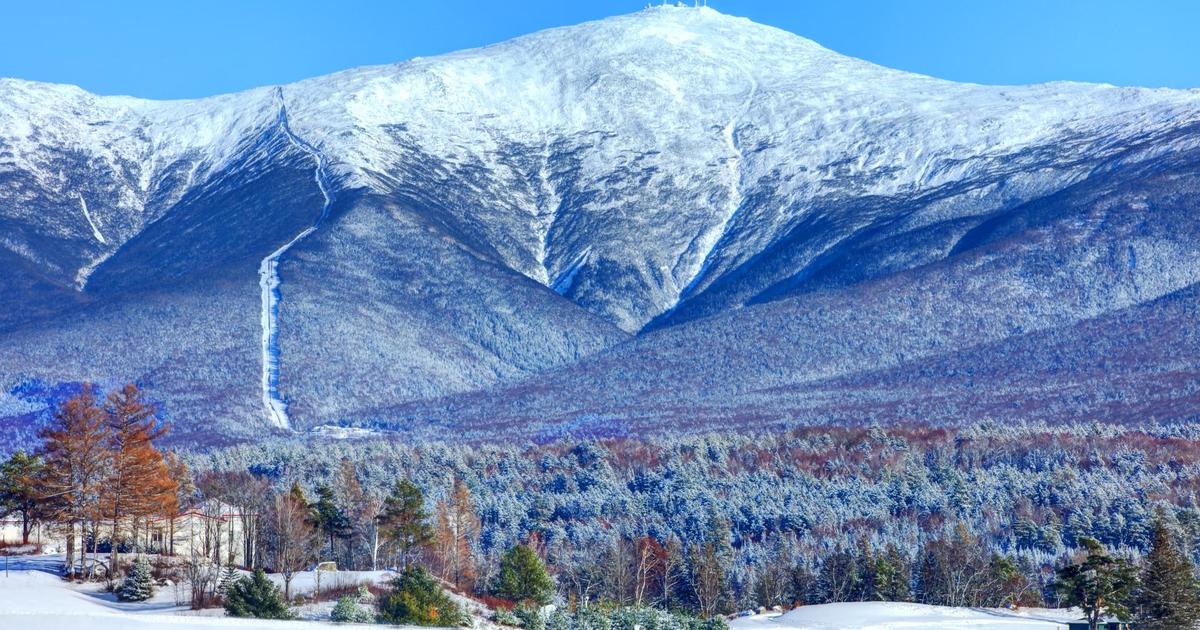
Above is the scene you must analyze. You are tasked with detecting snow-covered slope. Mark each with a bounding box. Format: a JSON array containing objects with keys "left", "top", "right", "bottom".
[{"left": 1, "top": 6, "right": 1199, "bottom": 444}]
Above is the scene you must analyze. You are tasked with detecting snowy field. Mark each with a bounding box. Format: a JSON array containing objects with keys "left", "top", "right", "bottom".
[
  {"left": 731, "top": 603, "right": 1081, "bottom": 630},
  {"left": 0, "top": 556, "right": 387, "bottom": 629}
]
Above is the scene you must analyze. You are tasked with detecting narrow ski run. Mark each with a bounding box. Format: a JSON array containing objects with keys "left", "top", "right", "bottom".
[{"left": 258, "top": 87, "right": 334, "bottom": 431}]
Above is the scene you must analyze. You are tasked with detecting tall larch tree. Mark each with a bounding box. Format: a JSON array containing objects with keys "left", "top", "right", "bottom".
[
  {"left": 434, "top": 478, "right": 480, "bottom": 588},
  {"left": 102, "top": 383, "right": 177, "bottom": 576},
  {"left": 37, "top": 386, "right": 111, "bottom": 579}
]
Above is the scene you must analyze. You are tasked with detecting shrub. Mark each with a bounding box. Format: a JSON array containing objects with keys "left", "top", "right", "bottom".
[
  {"left": 331, "top": 592, "right": 376, "bottom": 623},
  {"left": 514, "top": 604, "right": 546, "bottom": 630},
  {"left": 494, "top": 607, "right": 522, "bottom": 627},
  {"left": 378, "top": 565, "right": 466, "bottom": 626},
  {"left": 116, "top": 557, "right": 155, "bottom": 602},
  {"left": 224, "top": 568, "right": 294, "bottom": 619}
]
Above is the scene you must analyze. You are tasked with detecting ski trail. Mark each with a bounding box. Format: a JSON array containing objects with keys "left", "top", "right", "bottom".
[
  {"left": 78, "top": 194, "right": 106, "bottom": 244},
  {"left": 670, "top": 65, "right": 757, "bottom": 308},
  {"left": 258, "top": 87, "right": 334, "bottom": 431}
]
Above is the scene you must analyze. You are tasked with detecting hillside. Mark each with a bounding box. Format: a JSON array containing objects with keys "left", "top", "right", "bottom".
[{"left": 2, "top": 6, "right": 1198, "bottom": 446}]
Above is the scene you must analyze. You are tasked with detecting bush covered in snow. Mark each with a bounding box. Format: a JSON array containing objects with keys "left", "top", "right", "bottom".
[{"left": 330, "top": 585, "right": 377, "bottom": 623}]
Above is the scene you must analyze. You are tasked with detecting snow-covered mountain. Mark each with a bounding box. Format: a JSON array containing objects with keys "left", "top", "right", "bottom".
[{"left": 2, "top": 7, "right": 1199, "bottom": 446}]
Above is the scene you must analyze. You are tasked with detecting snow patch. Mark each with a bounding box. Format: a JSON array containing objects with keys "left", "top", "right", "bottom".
[
  {"left": 731, "top": 603, "right": 1082, "bottom": 630},
  {"left": 77, "top": 194, "right": 106, "bottom": 244}
]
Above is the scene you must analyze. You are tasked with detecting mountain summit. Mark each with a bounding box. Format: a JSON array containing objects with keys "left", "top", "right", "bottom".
[{"left": 2, "top": 7, "right": 1199, "bottom": 447}]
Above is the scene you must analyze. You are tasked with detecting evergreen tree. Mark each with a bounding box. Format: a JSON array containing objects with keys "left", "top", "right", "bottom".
[
  {"left": 377, "top": 479, "right": 434, "bottom": 570},
  {"left": 312, "top": 483, "right": 351, "bottom": 561},
  {"left": 493, "top": 544, "right": 555, "bottom": 605},
  {"left": 1054, "top": 537, "right": 1138, "bottom": 630},
  {"left": 217, "top": 565, "right": 241, "bottom": 596},
  {"left": 379, "top": 565, "right": 465, "bottom": 626},
  {"left": 689, "top": 516, "right": 732, "bottom": 617},
  {"left": 1135, "top": 517, "right": 1200, "bottom": 630},
  {"left": 116, "top": 556, "right": 155, "bottom": 601},
  {"left": 873, "top": 544, "right": 911, "bottom": 602},
  {"left": 0, "top": 450, "right": 44, "bottom": 545},
  {"left": 224, "top": 568, "right": 294, "bottom": 619}
]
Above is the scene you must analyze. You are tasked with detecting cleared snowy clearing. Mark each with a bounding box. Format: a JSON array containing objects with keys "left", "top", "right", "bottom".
[
  {"left": 0, "top": 562, "right": 414, "bottom": 630},
  {"left": 730, "top": 603, "right": 1081, "bottom": 630}
]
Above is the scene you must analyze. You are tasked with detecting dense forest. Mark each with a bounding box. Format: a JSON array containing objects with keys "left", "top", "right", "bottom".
[
  {"left": 9, "top": 384, "right": 1200, "bottom": 626},
  {"left": 190, "top": 419, "right": 1200, "bottom": 611}
]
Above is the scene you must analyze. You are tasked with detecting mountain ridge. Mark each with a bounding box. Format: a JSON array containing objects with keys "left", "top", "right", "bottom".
[{"left": 1, "top": 6, "right": 1198, "bottom": 447}]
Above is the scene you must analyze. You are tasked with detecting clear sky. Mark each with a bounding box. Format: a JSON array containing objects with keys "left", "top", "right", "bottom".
[{"left": 2, "top": 0, "right": 1197, "bottom": 99}]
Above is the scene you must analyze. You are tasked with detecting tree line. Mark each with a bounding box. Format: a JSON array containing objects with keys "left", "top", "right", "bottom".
[{"left": 7, "top": 389, "right": 1200, "bottom": 628}]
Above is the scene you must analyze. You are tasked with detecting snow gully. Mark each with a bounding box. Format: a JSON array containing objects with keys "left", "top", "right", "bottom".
[{"left": 257, "top": 87, "right": 334, "bottom": 431}]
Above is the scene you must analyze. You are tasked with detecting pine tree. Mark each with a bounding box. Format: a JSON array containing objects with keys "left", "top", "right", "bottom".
[
  {"left": 873, "top": 544, "right": 912, "bottom": 602},
  {"left": 493, "top": 544, "right": 555, "bottom": 606},
  {"left": 379, "top": 565, "right": 465, "bottom": 626},
  {"left": 1136, "top": 517, "right": 1200, "bottom": 630},
  {"left": 0, "top": 450, "right": 45, "bottom": 545},
  {"left": 116, "top": 556, "right": 155, "bottom": 601},
  {"left": 312, "top": 483, "right": 350, "bottom": 562},
  {"left": 218, "top": 565, "right": 241, "bottom": 596},
  {"left": 224, "top": 568, "right": 294, "bottom": 619},
  {"left": 1054, "top": 537, "right": 1138, "bottom": 630},
  {"left": 332, "top": 591, "right": 376, "bottom": 623},
  {"left": 377, "top": 479, "right": 434, "bottom": 570}
]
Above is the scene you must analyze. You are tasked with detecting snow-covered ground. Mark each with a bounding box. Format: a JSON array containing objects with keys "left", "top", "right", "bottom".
[
  {"left": 0, "top": 557, "right": 397, "bottom": 629},
  {"left": 1, "top": 559, "right": 1087, "bottom": 630},
  {"left": 730, "top": 603, "right": 1082, "bottom": 630}
]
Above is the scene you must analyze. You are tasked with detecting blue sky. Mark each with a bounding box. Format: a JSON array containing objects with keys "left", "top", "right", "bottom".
[{"left": 2, "top": 1, "right": 1197, "bottom": 99}]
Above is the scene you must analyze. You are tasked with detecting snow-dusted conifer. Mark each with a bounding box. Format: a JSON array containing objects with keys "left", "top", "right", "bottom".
[{"left": 116, "top": 557, "right": 155, "bottom": 602}]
